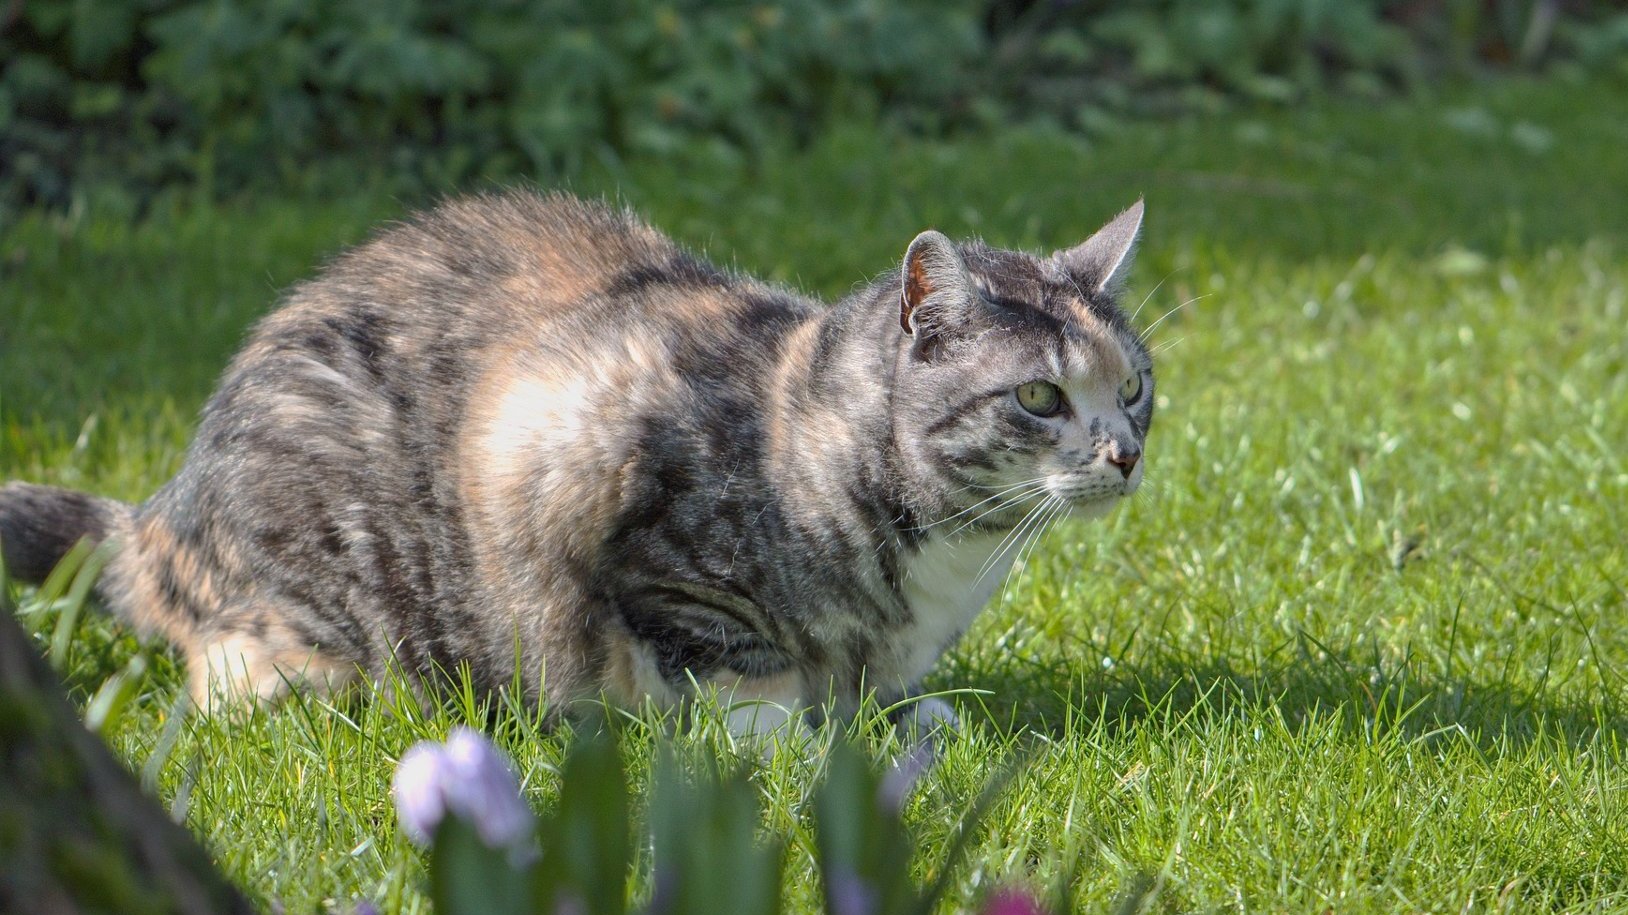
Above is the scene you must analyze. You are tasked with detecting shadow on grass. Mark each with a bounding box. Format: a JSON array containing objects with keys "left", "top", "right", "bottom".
[{"left": 962, "top": 633, "right": 1628, "bottom": 753}]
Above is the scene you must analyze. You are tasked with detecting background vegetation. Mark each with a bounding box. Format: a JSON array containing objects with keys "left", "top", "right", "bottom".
[
  {"left": 5, "top": 0, "right": 1628, "bottom": 209},
  {"left": 4, "top": 2, "right": 1627, "bottom": 912}
]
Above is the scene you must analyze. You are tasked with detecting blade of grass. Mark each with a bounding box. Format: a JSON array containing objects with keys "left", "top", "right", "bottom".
[
  {"left": 85, "top": 650, "right": 151, "bottom": 735},
  {"left": 49, "top": 540, "right": 113, "bottom": 671}
]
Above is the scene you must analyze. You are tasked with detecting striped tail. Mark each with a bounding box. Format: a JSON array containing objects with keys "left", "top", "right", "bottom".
[{"left": 0, "top": 482, "right": 134, "bottom": 584}]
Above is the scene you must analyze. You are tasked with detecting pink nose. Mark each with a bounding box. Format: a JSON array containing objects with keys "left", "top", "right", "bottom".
[{"left": 1107, "top": 449, "right": 1141, "bottom": 478}]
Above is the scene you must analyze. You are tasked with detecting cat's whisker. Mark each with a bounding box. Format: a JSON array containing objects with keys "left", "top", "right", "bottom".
[
  {"left": 973, "top": 500, "right": 1040, "bottom": 585},
  {"left": 999, "top": 496, "right": 1068, "bottom": 607},
  {"left": 1130, "top": 478, "right": 1166, "bottom": 509},
  {"left": 993, "top": 499, "right": 1047, "bottom": 606},
  {"left": 976, "top": 492, "right": 1053, "bottom": 584},
  {"left": 1138, "top": 293, "right": 1210, "bottom": 344},
  {"left": 1004, "top": 496, "right": 1067, "bottom": 600},
  {"left": 1149, "top": 335, "right": 1185, "bottom": 358},
  {"left": 927, "top": 478, "right": 1050, "bottom": 532},
  {"left": 916, "top": 478, "right": 1050, "bottom": 534},
  {"left": 942, "top": 478, "right": 1010, "bottom": 499},
  {"left": 1129, "top": 269, "right": 1178, "bottom": 325},
  {"left": 937, "top": 481, "right": 1054, "bottom": 539}
]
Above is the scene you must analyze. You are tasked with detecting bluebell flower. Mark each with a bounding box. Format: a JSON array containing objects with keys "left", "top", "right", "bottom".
[
  {"left": 983, "top": 887, "right": 1048, "bottom": 915},
  {"left": 827, "top": 866, "right": 878, "bottom": 915},
  {"left": 876, "top": 740, "right": 935, "bottom": 814},
  {"left": 392, "top": 726, "right": 535, "bottom": 852}
]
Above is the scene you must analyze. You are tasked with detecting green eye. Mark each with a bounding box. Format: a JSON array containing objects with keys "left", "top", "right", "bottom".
[
  {"left": 1016, "top": 381, "right": 1065, "bottom": 417},
  {"left": 1120, "top": 373, "right": 1143, "bottom": 405}
]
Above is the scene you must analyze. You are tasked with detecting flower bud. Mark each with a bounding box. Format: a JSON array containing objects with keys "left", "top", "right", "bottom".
[
  {"left": 983, "top": 888, "right": 1048, "bottom": 915},
  {"left": 441, "top": 727, "right": 535, "bottom": 850},
  {"left": 391, "top": 726, "right": 534, "bottom": 851},
  {"left": 392, "top": 742, "right": 452, "bottom": 846}
]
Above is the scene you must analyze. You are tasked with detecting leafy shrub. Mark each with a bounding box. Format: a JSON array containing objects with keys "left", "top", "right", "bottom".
[
  {"left": 0, "top": 0, "right": 982, "bottom": 208},
  {"left": 982, "top": 0, "right": 1628, "bottom": 132},
  {"left": 4, "top": 0, "right": 1626, "bottom": 208}
]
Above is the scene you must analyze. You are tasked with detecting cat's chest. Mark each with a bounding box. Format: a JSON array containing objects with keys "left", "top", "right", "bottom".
[{"left": 888, "top": 532, "right": 1016, "bottom": 684}]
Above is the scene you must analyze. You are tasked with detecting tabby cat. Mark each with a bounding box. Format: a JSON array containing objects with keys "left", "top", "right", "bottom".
[{"left": 0, "top": 192, "right": 1153, "bottom": 734}]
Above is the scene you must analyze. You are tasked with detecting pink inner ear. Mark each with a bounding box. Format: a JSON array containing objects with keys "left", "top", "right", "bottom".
[{"left": 901, "top": 255, "right": 933, "bottom": 332}]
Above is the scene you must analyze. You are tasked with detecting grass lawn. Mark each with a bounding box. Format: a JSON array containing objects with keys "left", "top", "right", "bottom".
[{"left": 4, "top": 73, "right": 1628, "bottom": 912}]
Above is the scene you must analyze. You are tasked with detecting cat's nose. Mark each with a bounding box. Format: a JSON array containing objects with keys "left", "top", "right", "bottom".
[{"left": 1106, "top": 448, "right": 1141, "bottom": 478}]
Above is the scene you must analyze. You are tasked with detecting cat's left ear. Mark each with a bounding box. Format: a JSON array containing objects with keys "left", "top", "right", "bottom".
[
  {"left": 1052, "top": 198, "right": 1144, "bottom": 296},
  {"left": 899, "top": 229, "right": 976, "bottom": 338}
]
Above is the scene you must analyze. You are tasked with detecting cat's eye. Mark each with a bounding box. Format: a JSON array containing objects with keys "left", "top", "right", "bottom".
[
  {"left": 1016, "top": 381, "right": 1065, "bottom": 417},
  {"left": 1119, "top": 373, "right": 1143, "bottom": 405}
]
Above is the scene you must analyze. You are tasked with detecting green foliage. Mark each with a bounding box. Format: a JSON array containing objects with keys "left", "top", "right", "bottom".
[
  {"left": 0, "top": 0, "right": 980, "bottom": 208},
  {"left": 6, "top": 1, "right": 1628, "bottom": 208},
  {"left": 645, "top": 748, "right": 783, "bottom": 915},
  {"left": 0, "top": 610, "right": 251, "bottom": 915},
  {"left": 431, "top": 817, "right": 533, "bottom": 915},
  {"left": 985, "top": 0, "right": 1628, "bottom": 131}
]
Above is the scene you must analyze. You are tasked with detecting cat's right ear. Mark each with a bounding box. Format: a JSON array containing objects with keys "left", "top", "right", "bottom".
[
  {"left": 1053, "top": 198, "right": 1144, "bottom": 296},
  {"left": 900, "top": 230, "right": 975, "bottom": 341}
]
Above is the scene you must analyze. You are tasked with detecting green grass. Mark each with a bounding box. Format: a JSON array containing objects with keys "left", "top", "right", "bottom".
[{"left": 4, "top": 72, "right": 1628, "bottom": 912}]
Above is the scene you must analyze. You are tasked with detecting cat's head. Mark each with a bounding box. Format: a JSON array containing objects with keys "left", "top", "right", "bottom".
[{"left": 891, "top": 201, "right": 1153, "bottom": 528}]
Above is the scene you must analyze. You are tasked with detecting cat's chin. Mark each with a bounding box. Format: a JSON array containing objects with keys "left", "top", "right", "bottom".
[{"left": 1065, "top": 495, "right": 1124, "bottom": 520}]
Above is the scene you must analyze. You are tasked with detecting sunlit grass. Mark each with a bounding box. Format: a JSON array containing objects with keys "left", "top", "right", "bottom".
[{"left": 3, "top": 73, "right": 1627, "bottom": 911}]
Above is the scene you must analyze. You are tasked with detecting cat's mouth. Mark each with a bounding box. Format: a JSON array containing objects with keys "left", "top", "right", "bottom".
[
  {"left": 1051, "top": 475, "right": 1137, "bottom": 502},
  {"left": 1050, "top": 477, "right": 1138, "bottom": 517},
  {"left": 1062, "top": 492, "right": 1125, "bottom": 519}
]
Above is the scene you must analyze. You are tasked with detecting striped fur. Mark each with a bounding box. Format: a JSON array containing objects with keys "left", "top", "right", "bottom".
[{"left": 0, "top": 191, "right": 1155, "bottom": 728}]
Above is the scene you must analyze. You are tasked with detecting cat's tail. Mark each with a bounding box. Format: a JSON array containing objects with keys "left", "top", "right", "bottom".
[{"left": 0, "top": 482, "right": 134, "bottom": 584}]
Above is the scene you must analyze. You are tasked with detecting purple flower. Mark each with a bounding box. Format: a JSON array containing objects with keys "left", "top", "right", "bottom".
[
  {"left": 877, "top": 740, "right": 935, "bottom": 814},
  {"left": 982, "top": 888, "right": 1049, "bottom": 915},
  {"left": 393, "top": 742, "right": 453, "bottom": 845},
  {"left": 392, "top": 726, "right": 535, "bottom": 851},
  {"left": 827, "top": 867, "right": 878, "bottom": 915}
]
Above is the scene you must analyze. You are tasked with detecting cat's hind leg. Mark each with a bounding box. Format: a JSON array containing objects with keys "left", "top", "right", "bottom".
[
  {"left": 104, "top": 513, "right": 359, "bottom": 708},
  {"left": 189, "top": 618, "right": 358, "bottom": 708}
]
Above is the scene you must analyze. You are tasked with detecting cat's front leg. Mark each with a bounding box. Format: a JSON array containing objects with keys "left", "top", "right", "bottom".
[{"left": 707, "top": 670, "right": 812, "bottom": 738}]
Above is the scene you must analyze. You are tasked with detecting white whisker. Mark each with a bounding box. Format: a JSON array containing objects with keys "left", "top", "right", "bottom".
[
  {"left": 1149, "top": 335, "right": 1185, "bottom": 358},
  {"left": 999, "top": 496, "right": 1068, "bottom": 608},
  {"left": 940, "top": 481, "right": 1053, "bottom": 539},
  {"left": 1138, "top": 293, "right": 1210, "bottom": 344},
  {"left": 1129, "top": 269, "right": 1179, "bottom": 324},
  {"left": 977, "top": 492, "right": 1053, "bottom": 584}
]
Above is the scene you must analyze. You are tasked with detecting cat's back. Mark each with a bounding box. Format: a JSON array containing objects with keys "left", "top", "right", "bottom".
[
  {"left": 236, "top": 190, "right": 816, "bottom": 397},
  {"left": 243, "top": 191, "right": 687, "bottom": 361}
]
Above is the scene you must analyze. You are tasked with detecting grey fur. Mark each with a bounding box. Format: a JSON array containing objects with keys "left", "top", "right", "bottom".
[
  {"left": 0, "top": 191, "right": 1156, "bottom": 726},
  {"left": 0, "top": 483, "right": 129, "bottom": 583},
  {"left": 1053, "top": 198, "right": 1144, "bottom": 295}
]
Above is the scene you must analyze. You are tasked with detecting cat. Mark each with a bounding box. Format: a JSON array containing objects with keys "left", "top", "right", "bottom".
[{"left": 0, "top": 191, "right": 1153, "bottom": 735}]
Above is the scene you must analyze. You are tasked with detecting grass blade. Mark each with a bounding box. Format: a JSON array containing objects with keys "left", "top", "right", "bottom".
[
  {"left": 48, "top": 540, "right": 112, "bottom": 672},
  {"left": 85, "top": 650, "right": 151, "bottom": 735}
]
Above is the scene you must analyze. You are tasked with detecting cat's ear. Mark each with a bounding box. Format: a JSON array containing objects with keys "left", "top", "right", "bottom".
[
  {"left": 1053, "top": 198, "right": 1144, "bottom": 296},
  {"left": 899, "top": 229, "right": 975, "bottom": 338}
]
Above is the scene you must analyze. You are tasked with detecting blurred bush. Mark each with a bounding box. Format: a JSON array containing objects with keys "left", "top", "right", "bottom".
[
  {"left": 986, "top": 0, "right": 1628, "bottom": 131},
  {"left": 3, "top": 0, "right": 1626, "bottom": 208},
  {"left": 0, "top": 0, "right": 981, "bottom": 208}
]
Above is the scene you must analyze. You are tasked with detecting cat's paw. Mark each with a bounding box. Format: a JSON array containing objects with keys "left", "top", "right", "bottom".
[{"left": 895, "top": 696, "right": 960, "bottom": 742}]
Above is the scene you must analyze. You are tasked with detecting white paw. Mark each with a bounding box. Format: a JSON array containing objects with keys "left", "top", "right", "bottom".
[{"left": 897, "top": 696, "right": 960, "bottom": 738}]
